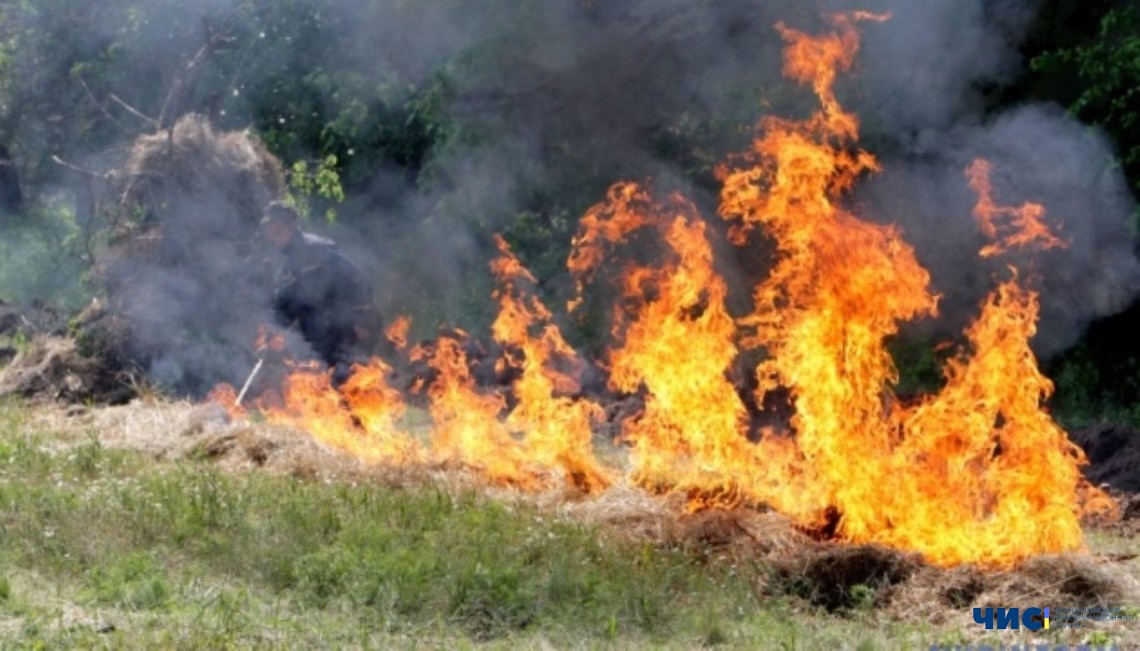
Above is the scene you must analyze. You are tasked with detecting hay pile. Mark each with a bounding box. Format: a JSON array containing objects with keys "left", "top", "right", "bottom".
[
  {"left": 89, "top": 114, "right": 286, "bottom": 396},
  {"left": 109, "top": 114, "right": 283, "bottom": 248},
  {"left": 0, "top": 298, "right": 133, "bottom": 403},
  {"left": 0, "top": 336, "right": 132, "bottom": 404}
]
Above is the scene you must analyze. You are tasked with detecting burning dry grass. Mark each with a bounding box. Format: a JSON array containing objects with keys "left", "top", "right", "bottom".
[
  {"left": 566, "top": 485, "right": 1137, "bottom": 628},
  {"left": 22, "top": 395, "right": 1139, "bottom": 645},
  {"left": 188, "top": 12, "right": 1129, "bottom": 577},
  {"left": 5, "top": 15, "right": 1137, "bottom": 645}
]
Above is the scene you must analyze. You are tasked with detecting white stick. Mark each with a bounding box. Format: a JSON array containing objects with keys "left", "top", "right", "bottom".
[{"left": 235, "top": 358, "right": 264, "bottom": 407}]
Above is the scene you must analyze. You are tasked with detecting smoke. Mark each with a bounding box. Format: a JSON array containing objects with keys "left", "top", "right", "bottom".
[
  {"left": 340, "top": 0, "right": 1138, "bottom": 357},
  {"left": 837, "top": 0, "right": 1140, "bottom": 355},
  {"left": 4, "top": 0, "right": 1137, "bottom": 393},
  {"left": 857, "top": 105, "right": 1140, "bottom": 355}
]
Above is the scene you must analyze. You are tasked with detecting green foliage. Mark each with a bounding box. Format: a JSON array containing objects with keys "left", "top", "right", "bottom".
[
  {"left": 287, "top": 155, "right": 346, "bottom": 223},
  {"left": 1032, "top": 9, "right": 1140, "bottom": 200},
  {"left": 1047, "top": 343, "right": 1140, "bottom": 428},
  {"left": 0, "top": 199, "right": 90, "bottom": 309},
  {"left": 886, "top": 335, "right": 948, "bottom": 398},
  {"left": 86, "top": 552, "right": 171, "bottom": 611}
]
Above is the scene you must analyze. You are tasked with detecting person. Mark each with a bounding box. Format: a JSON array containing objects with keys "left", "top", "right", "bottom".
[{"left": 260, "top": 200, "right": 382, "bottom": 383}]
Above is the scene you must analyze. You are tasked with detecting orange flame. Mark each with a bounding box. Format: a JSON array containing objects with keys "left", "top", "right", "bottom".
[
  {"left": 266, "top": 360, "right": 416, "bottom": 464},
  {"left": 966, "top": 158, "right": 1066, "bottom": 258},
  {"left": 206, "top": 382, "right": 245, "bottom": 420},
  {"left": 491, "top": 235, "right": 612, "bottom": 492},
  {"left": 709, "top": 12, "right": 1104, "bottom": 566},
  {"left": 254, "top": 323, "right": 286, "bottom": 353},
  {"left": 568, "top": 184, "right": 812, "bottom": 511},
  {"left": 413, "top": 334, "right": 538, "bottom": 486},
  {"left": 385, "top": 315, "right": 412, "bottom": 350}
]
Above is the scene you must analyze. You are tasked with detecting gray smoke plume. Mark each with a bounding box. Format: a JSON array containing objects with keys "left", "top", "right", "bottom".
[
  {"left": 857, "top": 105, "right": 1140, "bottom": 355},
  {"left": 349, "top": 0, "right": 1139, "bottom": 357},
  {"left": 4, "top": 0, "right": 1137, "bottom": 394},
  {"left": 839, "top": 0, "right": 1140, "bottom": 355}
]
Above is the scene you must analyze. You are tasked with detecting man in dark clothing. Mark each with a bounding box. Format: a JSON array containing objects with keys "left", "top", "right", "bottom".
[{"left": 260, "top": 201, "right": 382, "bottom": 382}]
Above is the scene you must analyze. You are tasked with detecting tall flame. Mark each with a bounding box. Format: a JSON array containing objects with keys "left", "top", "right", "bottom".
[
  {"left": 413, "top": 334, "right": 539, "bottom": 486},
  {"left": 491, "top": 235, "right": 612, "bottom": 492},
  {"left": 711, "top": 11, "right": 1107, "bottom": 566},
  {"left": 569, "top": 186, "right": 752, "bottom": 502},
  {"left": 566, "top": 185, "right": 818, "bottom": 513}
]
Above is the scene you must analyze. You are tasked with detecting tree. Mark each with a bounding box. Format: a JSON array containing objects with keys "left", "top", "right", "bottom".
[{"left": 1032, "top": 8, "right": 1140, "bottom": 202}]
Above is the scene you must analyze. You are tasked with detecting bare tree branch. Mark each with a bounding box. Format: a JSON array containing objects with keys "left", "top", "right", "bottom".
[
  {"left": 76, "top": 76, "right": 131, "bottom": 135},
  {"left": 50, "top": 155, "right": 110, "bottom": 180},
  {"left": 109, "top": 94, "right": 159, "bottom": 129}
]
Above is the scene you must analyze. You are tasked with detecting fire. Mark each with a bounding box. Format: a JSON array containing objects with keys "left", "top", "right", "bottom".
[
  {"left": 269, "top": 360, "right": 415, "bottom": 463},
  {"left": 206, "top": 382, "right": 244, "bottom": 420},
  {"left": 413, "top": 333, "right": 540, "bottom": 486},
  {"left": 206, "top": 12, "right": 1110, "bottom": 569},
  {"left": 491, "top": 235, "right": 612, "bottom": 492},
  {"left": 711, "top": 11, "right": 1106, "bottom": 566},
  {"left": 567, "top": 185, "right": 812, "bottom": 512},
  {"left": 966, "top": 158, "right": 1067, "bottom": 258},
  {"left": 254, "top": 323, "right": 286, "bottom": 353},
  {"left": 385, "top": 315, "right": 412, "bottom": 350}
]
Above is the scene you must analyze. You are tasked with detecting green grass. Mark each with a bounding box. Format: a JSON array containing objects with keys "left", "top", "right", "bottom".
[{"left": 0, "top": 400, "right": 949, "bottom": 648}]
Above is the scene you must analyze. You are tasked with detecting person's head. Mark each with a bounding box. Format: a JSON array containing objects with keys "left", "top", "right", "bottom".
[{"left": 260, "top": 200, "right": 300, "bottom": 250}]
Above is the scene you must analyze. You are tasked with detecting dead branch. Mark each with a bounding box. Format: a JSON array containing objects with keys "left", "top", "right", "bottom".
[
  {"left": 109, "top": 94, "right": 159, "bottom": 129},
  {"left": 50, "top": 155, "right": 110, "bottom": 180},
  {"left": 76, "top": 77, "right": 130, "bottom": 135}
]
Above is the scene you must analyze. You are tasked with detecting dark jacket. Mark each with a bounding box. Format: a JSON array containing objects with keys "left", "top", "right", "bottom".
[{"left": 273, "top": 231, "right": 381, "bottom": 368}]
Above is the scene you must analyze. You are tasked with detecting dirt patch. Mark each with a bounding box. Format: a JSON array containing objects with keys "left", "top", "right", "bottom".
[{"left": 1071, "top": 424, "right": 1140, "bottom": 492}]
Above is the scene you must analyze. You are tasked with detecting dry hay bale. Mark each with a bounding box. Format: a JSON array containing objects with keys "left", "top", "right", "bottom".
[
  {"left": 0, "top": 335, "right": 133, "bottom": 404},
  {"left": 93, "top": 114, "right": 287, "bottom": 396}
]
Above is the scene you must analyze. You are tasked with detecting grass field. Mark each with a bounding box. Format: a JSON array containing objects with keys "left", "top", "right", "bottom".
[{"left": 0, "top": 398, "right": 1134, "bottom": 649}]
